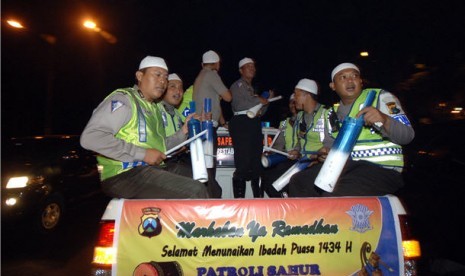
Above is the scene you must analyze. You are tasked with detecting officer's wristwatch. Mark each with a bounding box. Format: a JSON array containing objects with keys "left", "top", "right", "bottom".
[{"left": 373, "top": 121, "right": 383, "bottom": 131}]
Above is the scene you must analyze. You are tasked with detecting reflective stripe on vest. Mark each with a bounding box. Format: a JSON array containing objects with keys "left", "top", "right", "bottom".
[{"left": 158, "top": 103, "right": 184, "bottom": 137}]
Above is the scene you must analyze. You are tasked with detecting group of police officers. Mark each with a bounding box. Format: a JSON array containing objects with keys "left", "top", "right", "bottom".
[{"left": 80, "top": 51, "right": 414, "bottom": 200}]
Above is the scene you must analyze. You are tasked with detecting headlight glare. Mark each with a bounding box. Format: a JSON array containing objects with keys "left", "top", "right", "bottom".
[
  {"left": 6, "top": 176, "right": 29, "bottom": 188},
  {"left": 6, "top": 176, "right": 44, "bottom": 189}
]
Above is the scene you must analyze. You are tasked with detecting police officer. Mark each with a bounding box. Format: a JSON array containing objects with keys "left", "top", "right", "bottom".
[
  {"left": 193, "top": 50, "right": 232, "bottom": 198},
  {"left": 80, "top": 56, "right": 208, "bottom": 199},
  {"left": 261, "top": 79, "right": 327, "bottom": 197},
  {"left": 289, "top": 63, "right": 415, "bottom": 197},
  {"left": 292, "top": 79, "right": 327, "bottom": 161},
  {"left": 260, "top": 94, "right": 298, "bottom": 197},
  {"left": 229, "top": 57, "right": 271, "bottom": 198},
  {"left": 159, "top": 73, "right": 194, "bottom": 178}
]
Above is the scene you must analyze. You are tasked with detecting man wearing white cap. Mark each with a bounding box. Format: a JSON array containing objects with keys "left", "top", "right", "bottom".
[
  {"left": 292, "top": 78, "right": 327, "bottom": 160},
  {"left": 193, "top": 50, "right": 232, "bottom": 125},
  {"left": 81, "top": 56, "right": 208, "bottom": 199},
  {"left": 289, "top": 62, "right": 414, "bottom": 197},
  {"left": 192, "top": 50, "right": 232, "bottom": 198},
  {"left": 159, "top": 73, "right": 190, "bottom": 143},
  {"left": 229, "top": 57, "right": 272, "bottom": 198},
  {"left": 261, "top": 79, "right": 327, "bottom": 197},
  {"left": 158, "top": 73, "right": 195, "bottom": 178}
]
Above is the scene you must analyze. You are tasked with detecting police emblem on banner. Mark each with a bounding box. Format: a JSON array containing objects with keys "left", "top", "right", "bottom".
[
  {"left": 346, "top": 204, "right": 373, "bottom": 233},
  {"left": 138, "top": 207, "right": 162, "bottom": 238}
]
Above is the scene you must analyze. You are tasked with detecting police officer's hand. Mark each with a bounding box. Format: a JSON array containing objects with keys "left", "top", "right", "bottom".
[
  {"left": 203, "top": 111, "right": 212, "bottom": 121},
  {"left": 143, "top": 148, "right": 166, "bottom": 165},
  {"left": 317, "top": 147, "right": 329, "bottom": 163},
  {"left": 287, "top": 150, "right": 300, "bottom": 160},
  {"left": 357, "top": 106, "right": 389, "bottom": 132},
  {"left": 268, "top": 90, "right": 275, "bottom": 99},
  {"left": 258, "top": 96, "right": 269, "bottom": 105},
  {"left": 182, "top": 113, "right": 197, "bottom": 135}
]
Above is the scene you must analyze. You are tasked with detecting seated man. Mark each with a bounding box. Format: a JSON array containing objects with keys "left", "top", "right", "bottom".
[
  {"left": 260, "top": 93, "right": 298, "bottom": 197},
  {"left": 158, "top": 73, "right": 194, "bottom": 178},
  {"left": 262, "top": 78, "right": 327, "bottom": 197},
  {"left": 288, "top": 63, "right": 415, "bottom": 197},
  {"left": 80, "top": 56, "right": 208, "bottom": 199}
]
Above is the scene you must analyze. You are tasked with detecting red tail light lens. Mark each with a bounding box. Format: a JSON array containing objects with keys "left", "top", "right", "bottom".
[{"left": 97, "top": 221, "right": 115, "bottom": 247}]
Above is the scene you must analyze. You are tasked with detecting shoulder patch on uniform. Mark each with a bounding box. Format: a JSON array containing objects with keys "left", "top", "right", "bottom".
[
  {"left": 386, "top": 101, "right": 401, "bottom": 114},
  {"left": 393, "top": 114, "right": 411, "bottom": 126},
  {"left": 111, "top": 100, "right": 124, "bottom": 112}
]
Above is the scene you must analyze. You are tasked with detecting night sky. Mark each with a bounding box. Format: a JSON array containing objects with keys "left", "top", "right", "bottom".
[{"left": 2, "top": 0, "right": 465, "bottom": 138}]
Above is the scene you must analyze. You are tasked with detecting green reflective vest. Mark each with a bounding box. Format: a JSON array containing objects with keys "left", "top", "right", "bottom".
[
  {"left": 294, "top": 105, "right": 326, "bottom": 158},
  {"left": 279, "top": 117, "right": 297, "bottom": 151},
  {"left": 330, "top": 89, "right": 404, "bottom": 171},
  {"left": 158, "top": 102, "right": 184, "bottom": 137},
  {"left": 97, "top": 88, "right": 166, "bottom": 180}
]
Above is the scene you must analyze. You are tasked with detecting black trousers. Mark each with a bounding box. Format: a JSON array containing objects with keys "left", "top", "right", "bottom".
[
  {"left": 229, "top": 115, "right": 263, "bottom": 180},
  {"left": 288, "top": 159, "right": 404, "bottom": 197},
  {"left": 164, "top": 152, "right": 192, "bottom": 178},
  {"left": 206, "top": 127, "right": 222, "bottom": 198}
]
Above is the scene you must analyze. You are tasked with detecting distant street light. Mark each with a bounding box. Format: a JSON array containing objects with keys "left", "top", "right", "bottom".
[
  {"left": 7, "top": 19, "right": 25, "bottom": 29},
  {"left": 82, "top": 20, "right": 117, "bottom": 44},
  {"left": 83, "top": 20, "right": 98, "bottom": 30},
  {"left": 360, "top": 51, "right": 369, "bottom": 57},
  {"left": 6, "top": 19, "right": 57, "bottom": 45}
]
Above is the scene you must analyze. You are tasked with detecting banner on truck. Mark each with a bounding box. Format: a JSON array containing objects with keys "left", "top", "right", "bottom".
[{"left": 117, "top": 197, "right": 400, "bottom": 276}]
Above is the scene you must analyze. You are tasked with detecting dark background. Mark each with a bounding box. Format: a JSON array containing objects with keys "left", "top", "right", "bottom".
[{"left": 2, "top": 0, "right": 464, "bottom": 138}]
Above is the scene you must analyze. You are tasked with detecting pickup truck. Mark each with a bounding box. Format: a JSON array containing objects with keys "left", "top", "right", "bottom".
[{"left": 90, "top": 128, "right": 421, "bottom": 276}]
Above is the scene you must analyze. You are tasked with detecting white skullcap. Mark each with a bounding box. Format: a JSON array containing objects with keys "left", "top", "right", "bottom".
[
  {"left": 295, "top": 79, "right": 318, "bottom": 95},
  {"left": 238, "top": 57, "right": 254, "bottom": 68},
  {"left": 202, "top": 50, "right": 220, "bottom": 63},
  {"left": 168, "top": 73, "right": 182, "bottom": 82},
  {"left": 289, "top": 93, "right": 295, "bottom": 101},
  {"left": 139, "top": 56, "right": 168, "bottom": 71},
  {"left": 331, "top": 62, "right": 359, "bottom": 81}
]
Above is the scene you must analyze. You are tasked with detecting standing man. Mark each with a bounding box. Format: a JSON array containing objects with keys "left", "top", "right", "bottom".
[
  {"left": 289, "top": 63, "right": 415, "bottom": 197},
  {"left": 159, "top": 73, "right": 193, "bottom": 178},
  {"left": 80, "top": 56, "right": 208, "bottom": 199},
  {"left": 229, "top": 57, "right": 271, "bottom": 198},
  {"left": 193, "top": 50, "right": 232, "bottom": 198}
]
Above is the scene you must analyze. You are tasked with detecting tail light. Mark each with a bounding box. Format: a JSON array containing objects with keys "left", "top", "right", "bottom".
[
  {"left": 91, "top": 220, "right": 116, "bottom": 276},
  {"left": 399, "top": 215, "right": 421, "bottom": 275}
]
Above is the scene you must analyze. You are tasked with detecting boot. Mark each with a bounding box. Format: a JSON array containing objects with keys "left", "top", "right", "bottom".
[
  {"left": 251, "top": 178, "right": 263, "bottom": 198},
  {"left": 232, "top": 177, "right": 246, "bottom": 198}
]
